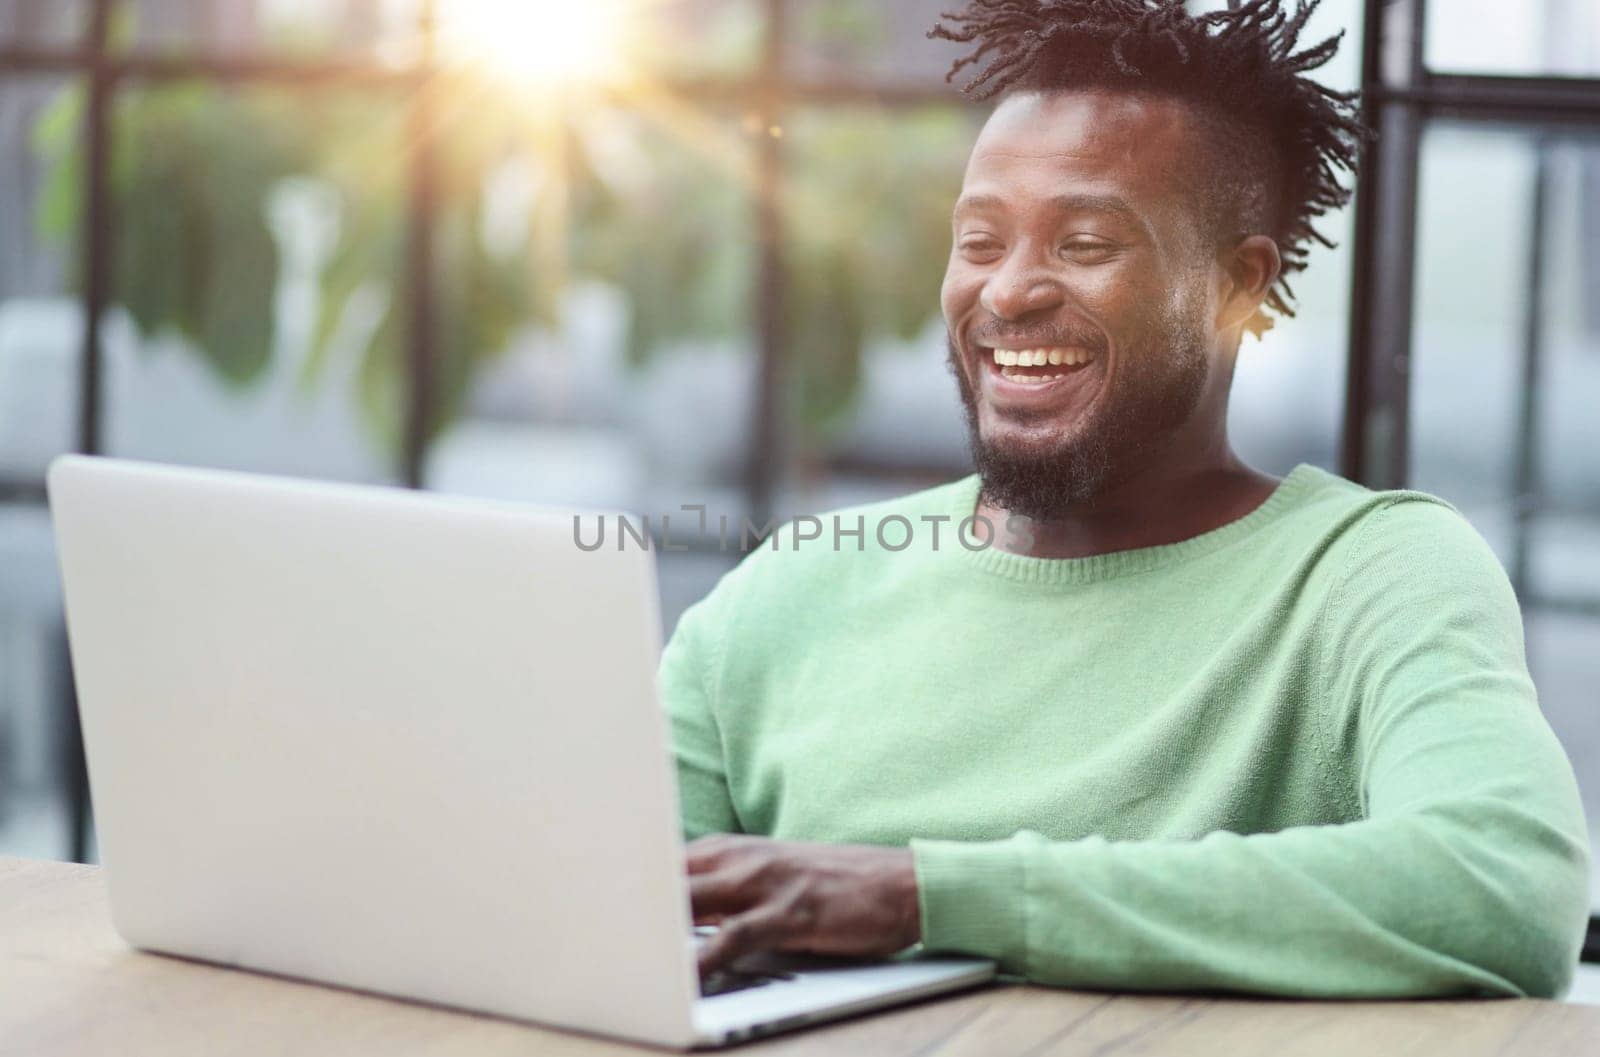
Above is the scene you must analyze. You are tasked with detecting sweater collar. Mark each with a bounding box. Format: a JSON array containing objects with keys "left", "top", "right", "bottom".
[{"left": 944, "top": 463, "right": 1328, "bottom": 586}]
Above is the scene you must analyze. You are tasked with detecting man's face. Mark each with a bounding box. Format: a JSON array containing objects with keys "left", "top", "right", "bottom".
[{"left": 941, "top": 89, "right": 1232, "bottom": 517}]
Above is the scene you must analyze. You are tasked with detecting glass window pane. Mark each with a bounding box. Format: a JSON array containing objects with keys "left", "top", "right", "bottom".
[
  {"left": 1196, "top": 0, "right": 1362, "bottom": 478},
  {"left": 789, "top": 0, "right": 971, "bottom": 91},
  {"left": 104, "top": 84, "right": 406, "bottom": 485},
  {"left": 1425, "top": 0, "right": 1600, "bottom": 77},
  {"left": 114, "top": 0, "right": 418, "bottom": 60},
  {"left": 0, "top": 74, "right": 80, "bottom": 861},
  {"left": 0, "top": 74, "right": 80, "bottom": 485},
  {"left": 419, "top": 99, "right": 755, "bottom": 630},
  {"left": 112, "top": 0, "right": 759, "bottom": 74},
  {"left": 777, "top": 103, "right": 977, "bottom": 513},
  {"left": 0, "top": 0, "right": 86, "bottom": 48},
  {"left": 640, "top": 0, "right": 761, "bottom": 80},
  {"left": 1410, "top": 123, "right": 1600, "bottom": 911}
]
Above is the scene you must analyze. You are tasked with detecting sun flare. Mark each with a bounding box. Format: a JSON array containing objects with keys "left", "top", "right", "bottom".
[{"left": 436, "top": 0, "right": 633, "bottom": 87}]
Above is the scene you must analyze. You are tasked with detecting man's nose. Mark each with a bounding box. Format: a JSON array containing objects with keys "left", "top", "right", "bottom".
[{"left": 979, "top": 250, "right": 1064, "bottom": 321}]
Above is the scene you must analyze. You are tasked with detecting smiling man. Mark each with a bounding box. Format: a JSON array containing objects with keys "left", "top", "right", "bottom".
[{"left": 661, "top": 0, "right": 1592, "bottom": 998}]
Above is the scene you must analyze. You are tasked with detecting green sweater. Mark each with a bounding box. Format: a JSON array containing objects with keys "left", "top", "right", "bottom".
[{"left": 659, "top": 463, "right": 1591, "bottom": 998}]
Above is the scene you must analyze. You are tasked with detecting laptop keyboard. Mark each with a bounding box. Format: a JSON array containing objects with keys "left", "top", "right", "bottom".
[
  {"left": 693, "top": 927, "right": 796, "bottom": 998},
  {"left": 700, "top": 968, "right": 791, "bottom": 998}
]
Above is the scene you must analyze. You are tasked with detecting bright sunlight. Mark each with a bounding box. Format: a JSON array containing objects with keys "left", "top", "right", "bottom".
[{"left": 436, "top": 0, "right": 634, "bottom": 87}]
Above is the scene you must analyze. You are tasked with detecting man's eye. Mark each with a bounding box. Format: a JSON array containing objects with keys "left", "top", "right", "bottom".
[
  {"left": 959, "top": 241, "right": 1002, "bottom": 258},
  {"left": 1061, "top": 240, "right": 1119, "bottom": 261}
]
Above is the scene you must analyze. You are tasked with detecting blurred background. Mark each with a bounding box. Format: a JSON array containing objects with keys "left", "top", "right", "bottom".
[{"left": 0, "top": 0, "right": 1596, "bottom": 948}]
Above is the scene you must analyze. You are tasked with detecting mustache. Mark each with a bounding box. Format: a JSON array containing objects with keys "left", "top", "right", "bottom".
[{"left": 969, "top": 321, "right": 1106, "bottom": 351}]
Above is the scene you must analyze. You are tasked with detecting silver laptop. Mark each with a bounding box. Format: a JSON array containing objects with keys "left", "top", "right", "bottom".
[{"left": 48, "top": 455, "right": 995, "bottom": 1049}]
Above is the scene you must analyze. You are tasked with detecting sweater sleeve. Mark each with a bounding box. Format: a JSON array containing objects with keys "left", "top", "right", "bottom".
[
  {"left": 911, "top": 498, "right": 1592, "bottom": 998},
  {"left": 660, "top": 585, "right": 742, "bottom": 842}
]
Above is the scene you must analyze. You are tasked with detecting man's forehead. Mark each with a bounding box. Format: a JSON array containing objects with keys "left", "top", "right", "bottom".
[{"left": 964, "top": 88, "right": 1200, "bottom": 189}]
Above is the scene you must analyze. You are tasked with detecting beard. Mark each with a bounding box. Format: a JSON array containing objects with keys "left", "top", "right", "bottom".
[{"left": 947, "top": 295, "right": 1212, "bottom": 521}]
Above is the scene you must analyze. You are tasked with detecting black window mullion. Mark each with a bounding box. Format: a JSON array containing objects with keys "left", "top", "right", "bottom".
[
  {"left": 1343, "top": 0, "right": 1420, "bottom": 490},
  {"left": 61, "top": 0, "right": 119, "bottom": 865},
  {"left": 1509, "top": 137, "right": 1552, "bottom": 600},
  {"left": 402, "top": 0, "right": 439, "bottom": 489}
]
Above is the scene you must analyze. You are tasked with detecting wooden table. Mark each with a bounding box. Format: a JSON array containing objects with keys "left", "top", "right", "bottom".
[{"left": 4, "top": 856, "right": 1597, "bottom": 1056}]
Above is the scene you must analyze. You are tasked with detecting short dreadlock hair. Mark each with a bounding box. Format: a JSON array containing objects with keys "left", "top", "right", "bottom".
[{"left": 928, "top": 0, "right": 1367, "bottom": 335}]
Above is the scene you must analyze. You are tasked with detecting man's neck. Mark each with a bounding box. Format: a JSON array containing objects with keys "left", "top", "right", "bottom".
[{"left": 977, "top": 449, "right": 1282, "bottom": 560}]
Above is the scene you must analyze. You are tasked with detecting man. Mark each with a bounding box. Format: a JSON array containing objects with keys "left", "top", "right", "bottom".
[{"left": 661, "top": 0, "right": 1591, "bottom": 998}]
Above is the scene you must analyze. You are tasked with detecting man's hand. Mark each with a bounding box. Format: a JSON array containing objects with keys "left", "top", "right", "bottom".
[{"left": 687, "top": 834, "right": 922, "bottom": 976}]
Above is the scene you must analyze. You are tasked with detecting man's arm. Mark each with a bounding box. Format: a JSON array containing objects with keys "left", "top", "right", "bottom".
[
  {"left": 688, "top": 499, "right": 1591, "bottom": 996},
  {"left": 660, "top": 590, "right": 742, "bottom": 841},
  {"left": 908, "top": 498, "right": 1591, "bottom": 998}
]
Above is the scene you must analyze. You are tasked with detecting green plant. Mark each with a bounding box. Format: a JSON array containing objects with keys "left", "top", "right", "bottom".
[{"left": 34, "top": 79, "right": 973, "bottom": 458}]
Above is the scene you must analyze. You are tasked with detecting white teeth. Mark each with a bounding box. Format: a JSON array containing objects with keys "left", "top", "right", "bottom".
[
  {"left": 985, "top": 347, "right": 1100, "bottom": 370},
  {"left": 991, "top": 346, "right": 1099, "bottom": 368},
  {"left": 1001, "top": 367, "right": 1061, "bottom": 385},
  {"left": 993, "top": 346, "right": 1101, "bottom": 378}
]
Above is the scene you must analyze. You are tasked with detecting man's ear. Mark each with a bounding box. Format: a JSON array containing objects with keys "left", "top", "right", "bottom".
[{"left": 1216, "top": 234, "right": 1282, "bottom": 336}]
